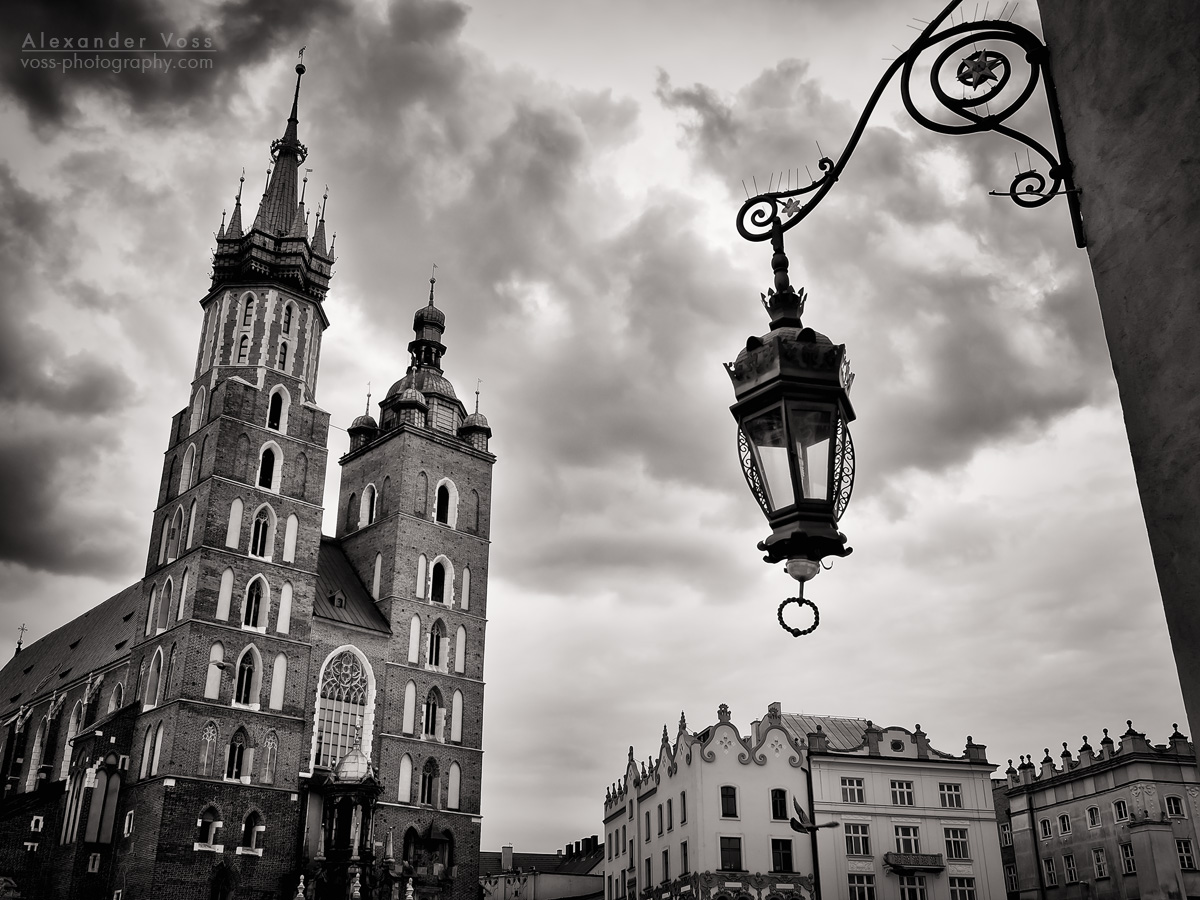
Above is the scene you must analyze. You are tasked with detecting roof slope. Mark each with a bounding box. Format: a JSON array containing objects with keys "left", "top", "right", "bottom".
[
  {"left": 314, "top": 537, "right": 391, "bottom": 633},
  {"left": 779, "top": 713, "right": 872, "bottom": 751},
  {"left": 0, "top": 582, "right": 143, "bottom": 720}
]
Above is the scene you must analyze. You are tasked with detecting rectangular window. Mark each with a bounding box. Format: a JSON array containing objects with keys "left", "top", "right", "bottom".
[
  {"left": 661, "top": 848, "right": 670, "bottom": 882},
  {"left": 1113, "top": 799, "right": 1129, "bottom": 821},
  {"left": 1168, "top": 795, "right": 1186, "bottom": 817},
  {"left": 644, "top": 858, "right": 651, "bottom": 888},
  {"left": 1004, "top": 864, "right": 1018, "bottom": 891},
  {"left": 1178, "top": 839, "right": 1195, "bottom": 870},
  {"left": 999, "top": 823, "right": 1012, "bottom": 846},
  {"left": 1087, "top": 806, "right": 1101, "bottom": 828},
  {"left": 658, "top": 805, "right": 663, "bottom": 835},
  {"left": 845, "top": 823, "right": 871, "bottom": 856},
  {"left": 680, "top": 791, "right": 687, "bottom": 824},
  {"left": 1063, "top": 853, "right": 1077, "bottom": 883},
  {"left": 939, "top": 783, "right": 963, "bottom": 808},
  {"left": 1092, "top": 847, "right": 1108, "bottom": 878},
  {"left": 1058, "top": 814, "right": 1071, "bottom": 835},
  {"left": 1042, "top": 858, "right": 1057, "bottom": 887},
  {"left": 1120, "top": 843, "right": 1136, "bottom": 875},
  {"left": 88, "top": 853, "right": 101, "bottom": 874},
  {"left": 629, "top": 801, "right": 633, "bottom": 820},
  {"left": 895, "top": 825, "right": 920, "bottom": 854},
  {"left": 847, "top": 874, "right": 875, "bottom": 900},
  {"left": 898, "top": 875, "right": 926, "bottom": 900},
  {"left": 891, "top": 780, "right": 915, "bottom": 806},
  {"left": 622, "top": 825, "right": 626, "bottom": 853},
  {"left": 944, "top": 828, "right": 970, "bottom": 860},
  {"left": 841, "top": 777, "right": 865, "bottom": 803},
  {"left": 667, "top": 799, "right": 673, "bottom": 831},
  {"left": 1039, "top": 819, "right": 1052, "bottom": 839},
  {"left": 680, "top": 841, "right": 689, "bottom": 876},
  {"left": 123, "top": 812, "right": 134, "bottom": 837},
  {"left": 719, "top": 836, "right": 743, "bottom": 872},
  {"left": 948, "top": 877, "right": 976, "bottom": 900},
  {"left": 720, "top": 786, "right": 738, "bottom": 818},
  {"left": 771, "top": 838, "right": 793, "bottom": 873},
  {"left": 645, "top": 811, "right": 650, "bottom": 842},
  {"left": 771, "top": 788, "right": 788, "bottom": 820}
]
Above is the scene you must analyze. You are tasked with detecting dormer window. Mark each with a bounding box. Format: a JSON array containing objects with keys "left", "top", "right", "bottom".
[{"left": 329, "top": 591, "right": 346, "bottom": 609}]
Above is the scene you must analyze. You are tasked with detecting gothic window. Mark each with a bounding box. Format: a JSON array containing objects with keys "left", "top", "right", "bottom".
[
  {"left": 164, "top": 643, "right": 177, "bottom": 701},
  {"left": 190, "top": 387, "right": 206, "bottom": 433},
  {"left": 167, "top": 507, "right": 184, "bottom": 562},
  {"left": 315, "top": 649, "right": 373, "bottom": 769},
  {"left": 277, "top": 582, "right": 293, "bottom": 634},
  {"left": 257, "top": 447, "right": 277, "bottom": 491},
  {"left": 199, "top": 722, "right": 219, "bottom": 776},
  {"left": 145, "top": 585, "right": 158, "bottom": 636},
  {"left": 427, "top": 621, "right": 446, "bottom": 668},
  {"left": 186, "top": 500, "right": 197, "bottom": 549},
  {"left": 150, "top": 722, "right": 164, "bottom": 776},
  {"left": 372, "top": 553, "right": 382, "bottom": 599},
  {"left": 448, "top": 762, "right": 462, "bottom": 810},
  {"left": 454, "top": 625, "right": 466, "bottom": 674},
  {"left": 250, "top": 507, "right": 273, "bottom": 558},
  {"left": 402, "top": 680, "right": 416, "bottom": 734},
  {"left": 237, "top": 335, "right": 249, "bottom": 364},
  {"left": 225, "top": 499, "right": 243, "bottom": 549},
  {"left": 241, "top": 295, "right": 254, "bottom": 327},
  {"left": 242, "top": 811, "right": 263, "bottom": 850},
  {"left": 234, "top": 646, "right": 261, "bottom": 707},
  {"left": 278, "top": 341, "right": 288, "bottom": 370},
  {"left": 359, "top": 484, "right": 377, "bottom": 527},
  {"left": 283, "top": 515, "right": 298, "bottom": 563},
  {"left": 217, "top": 567, "right": 234, "bottom": 620},
  {"left": 461, "top": 568, "right": 471, "bottom": 611},
  {"left": 61, "top": 771, "right": 84, "bottom": 844},
  {"left": 346, "top": 492, "right": 357, "bottom": 532},
  {"left": 181, "top": 444, "right": 196, "bottom": 492},
  {"left": 268, "top": 391, "right": 284, "bottom": 431},
  {"left": 178, "top": 569, "right": 189, "bottom": 621},
  {"left": 451, "top": 690, "right": 463, "bottom": 743},
  {"left": 416, "top": 555, "right": 427, "bottom": 598},
  {"left": 204, "top": 643, "right": 224, "bottom": 699},
  {"left": 261, "top": 732, "right": 278, "bottom": 784},
  {"left": 198, "top": 805, "right": 221, "bottom": 845},
  {"left": 420, "top": 758, "right": 440, "bottom": 806},
  {"left": 283, "top": 303, "right": 293, "bottom": 334},
  {"left": 225, "top": 730, "right": 246, "bottom": 780},
  {"left": 407, "top": 615, "right": 421, "bottom": 664},
  {"left": 107, "top": 682, "right": 123, "bottom": 714},
  {"left": 398, "top": 754, "right": 413, "bottom": 803},
  {"left": 243, "top": 577, "right": 267, "bottom": 629},
  {"left": 83, "top": 764, "right": 121, "bottom": 844},
  {"left": 436, "top": 484, "right": 450, "bottom": 524},
  {"left": 157, "top": 578, "right": 173, "bottom": 631},
  {"left": 58, "top": 702, "right": 81, "bottom": 781},
  {"left": 269, "top": 653, "right": 286, "bottom": 710},
  {"left": 138, "top": 724, "right": 154, "bottom": 779},
  {"left": 422, "top": 688, "right": 443, "bottom": 740},
  {"left": 144, "top": 648, "right": 164, "bottom": 711},
  {"left": 431, "top": 561, "right": 446, "bottom": 603}
]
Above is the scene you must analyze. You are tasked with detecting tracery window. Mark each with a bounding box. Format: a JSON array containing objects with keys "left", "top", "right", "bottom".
[
  {"left": 315, "top": 650, "right": 371, "bottom": 768},
  {"left": 420, "top": 758, "right": 439, "bottom": 806},
  {"left": 244, "top": 578, "right": 265, "bottom": 628},
  {"left": 283, "top": 303, "right": 293, "bottom": 334},
  {"left": 226, "top": 731, "right": 246, "bottom": 780},
  {"left": 261, "top": 732, "right": 278, "bottom": 784},
  {"left": 251, "top": 509, "right": 272, "bottom": 558},
  {"left": 199, "top": 722, "right": 219, "bottom": 776},
  {"left": 423, "top": 688, "right": 443, "bottom": 739},
  {"left": 235, "top": 652, "right": 256, "bottom": 705}
]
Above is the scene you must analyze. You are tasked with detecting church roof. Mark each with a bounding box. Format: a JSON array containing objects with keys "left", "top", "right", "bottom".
[
  {"left": 0, "top": 583, "right": 143, "bottom": 720},
  {"left": 313, "top": 537, "right": 391, "bottom": 634}
]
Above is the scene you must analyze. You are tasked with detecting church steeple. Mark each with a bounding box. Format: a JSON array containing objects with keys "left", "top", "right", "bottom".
[
  {"left": 408, "top": 271, "right": 447, "bottom": 372},
  {"left": 253, "top": 58, "right": 309, "bottom": 236}
]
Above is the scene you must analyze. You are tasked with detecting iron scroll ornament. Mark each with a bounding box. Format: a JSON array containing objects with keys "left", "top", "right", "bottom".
[{"left": 735, "top": 0, "right": 1085, "bottom": 249}]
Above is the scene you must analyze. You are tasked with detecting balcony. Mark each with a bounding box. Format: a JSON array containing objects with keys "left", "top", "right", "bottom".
[{"left": 882, "top": 852, "right": 945, "bottom": 874}]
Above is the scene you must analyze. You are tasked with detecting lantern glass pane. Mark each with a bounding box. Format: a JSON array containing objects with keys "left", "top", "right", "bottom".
[
  {"left": 744, "top": 407, "right": 794, "bottom": 511},
  {"left": 788, "top": 406, "right": 832, "bottom": 502}
]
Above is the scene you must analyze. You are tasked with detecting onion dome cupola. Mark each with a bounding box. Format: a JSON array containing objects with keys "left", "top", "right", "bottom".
[
  {"left": 348, "top": 391, "right": 379, "bottom": 451},
  {"left": 211, "top": 53, "right": 334, "bottom": 303},
  {"left": 459, "top": 387, "right": 492, "bottom": 452},
  {"left": 409, "top": 275, "right": 448, "bottom": 370}
]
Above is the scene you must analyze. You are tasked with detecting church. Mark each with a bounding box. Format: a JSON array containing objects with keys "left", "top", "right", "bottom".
[{"left": 0, "top": 60, "right": 494, "bottom": 900}]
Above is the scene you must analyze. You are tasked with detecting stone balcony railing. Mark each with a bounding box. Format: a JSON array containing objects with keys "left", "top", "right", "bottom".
[{"left": 882, "top": 852, "right": 946, "bottom": 873}]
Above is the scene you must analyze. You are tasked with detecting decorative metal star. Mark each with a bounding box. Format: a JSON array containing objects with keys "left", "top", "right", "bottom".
[
  {"left": 782, "top": 197, "right": 804, "bottom": 217},
  {"left": 958, "top": 50, "right": 1001, "bottom": 88}
]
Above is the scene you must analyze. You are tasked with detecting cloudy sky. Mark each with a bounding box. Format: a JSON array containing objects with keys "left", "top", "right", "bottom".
[{"left": 0, "top": 0, "right": 1185, "bottom": 852}]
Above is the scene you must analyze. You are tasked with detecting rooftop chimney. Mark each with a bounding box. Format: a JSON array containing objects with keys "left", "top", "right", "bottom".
[{"left": 502, "top": 845, "right": 513, "bottom": 871}]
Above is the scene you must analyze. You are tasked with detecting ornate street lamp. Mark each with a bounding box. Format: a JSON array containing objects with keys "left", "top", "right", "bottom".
[
  {"left": 728, "top": 0, "right": 1081, "bottom": 636},
  {"left": 725, "top": 223, "right": 855, "bottom": 637}
]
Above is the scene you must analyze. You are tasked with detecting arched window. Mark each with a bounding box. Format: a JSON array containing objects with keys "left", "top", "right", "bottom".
[
  {"left": 423, "top": 688, "right": 443, "bottom": 740},
  {"left": 83, "top": 764, "right": 121, "bottom": 844},
  {"left": 416, "top": 555, "right": 428, "bottom": 598},
  {"left": 346, "top": 492, "right": 357, "bottom": 532},
  {"left": 448, "top": 762, "right": 462, "bottom": 810},
  {"left": 241, "top": 295, "right": 254, "bottom": 326},
  {"left": 407, "top": 615, "right": 422, "bottom": 664},
  {"left": 217, "top": 567, "right": 234, "bottom": 620},
  {"left": 250, "top": 506, "right": 274, "bottom": 558},
  {"left": 237, "top": 335, "right": 250, "bottom": 364},
  {"left": 157, "top": 578, "right": 173, "bottom": 631},
  {"left": 177, "top": 568, "right": 189, "bottom": 621},
  {"left": 150, "top": 722, "right": 164, "bottom": 776},
  {"left": 186, "top": 500, "right": 197, "bottom": 549},
  {"left": 268, "top": 392, "right": 284, "bottom": 431},
  {"left": 204, "top": 643, "right": 224, "bottom": 699},
  {"left": 436, "top": 484, "right": 451, "bottom": 524},
  {"left": 163, "top": 643, "right": 177, "bottom": 702},
  {"left": 107, "top": 682, "right": 123, "bottom": 714},
  {"left": 360, "top": 484, "right": 377, "bottom": 527},
  {"left": 144, "top": 648, "right": 164, "bottom": 710},
  {"left": 145, "top": 585, "right": 157, "bottom": 636},
  {"left": 261, "top": 732, "right": 278, "bottom": 784},
  {"left": 138, "top": 724, "right": 154, "bottom": 779},
  {"left": 234, "top": 646, "right": 261, "bottom": 707},
  {"left": 398, "top": 754, "right": 413, "bottom": 803},
  {"left": 420, "top": 759, "right": 440, "bottom": 806},
  {"left": 190, "top": 387, "right": 206, "bottom": 433},
  {"left": 198, "top": 805, "right": 221, "bottom": 845},
  {"left": 278, "top": 341, "right": 288, "bottom": 371},
  {"left": 454, "top": 626, "right": 466, "bottom": 674},
  {"left": 451, "top": 690, "right": 463, "bottom": 743},
  {"left": 225, "top": 499, "right": 243, "bottom": 549},
  {"left": 243, "top": 578, "right": 267, "bottom": 629},
  {"left": 461, "top": 567, "right": 471, "bottom": 611},
  {"left": 427, "top": 621, "right": 446, "bottom": 669},
  {"left": 181, "top": 444, "right": 196, "bottom": 492},
  {"left": 269, "top": 653, "right": 286, "bottom": 710},
  {"left": 431, "top": 561, "right": 446, "bottom": 603},
  {"left": 1059, "top": 814, "right": 1072, "bottom": 834},
  {"left": 283, "top": 514, "right": 298, "bottom": 562},
  {"left": 282, "top": 303, "right": 294, "bottom": 334},
  {"left": 166, "top": 507, "right": 184, "bottom": 562},
  {"left": 314, "top": 649, "right": 374, "bottom": 769},
  {"left": 402, "top": 681, "right": 416, "bottom": 735},
  {"left": 257, "top": 447, "right": 276, "bottom": 491},
  {"left": 59, "top": 702, "right": 81, "bottom": 780},
  {"left": 225, "top": 730, "right": 246, "bottom": 780},
  {"left": 277, "top": 582, "right": 293, "bottom": 634},
  {"left": 372, "top": 553, "right": 382, "bottom": 600},
  {"left": 199, "top": 723, "right": 219, "bottom": 776},
  {"left": 242, "top": 810, "right": 263, "bottom": 850}
]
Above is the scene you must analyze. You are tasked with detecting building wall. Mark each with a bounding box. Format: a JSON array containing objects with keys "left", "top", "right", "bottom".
[{"left": 1036, "top": 0, "right": 1200, "bottom": 735}]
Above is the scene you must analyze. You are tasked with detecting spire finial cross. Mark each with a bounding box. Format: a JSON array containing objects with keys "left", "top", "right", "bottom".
[
  {"left": 475, "top": 379, "right": 481, "bottom": 413},
  {"left": 298, "top": 46, "right": 305, "bottom": 65},
  {"left": 15, "top": 623, "right": 27, "bottom": 652},
  {"left": 365, "top": 382, "right": 371, "bottom": 416},
  {"left": 429, "top": 263, "right": 438, "bottom": 305}
]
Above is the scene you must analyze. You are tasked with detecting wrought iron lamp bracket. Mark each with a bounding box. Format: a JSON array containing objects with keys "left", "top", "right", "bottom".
[{"left": 735, "top": 0, "right": 1085, "bottom": 249}]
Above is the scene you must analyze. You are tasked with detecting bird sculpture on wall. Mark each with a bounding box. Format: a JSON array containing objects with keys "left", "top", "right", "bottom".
[{"left": 790, "top": 799, "right": 840, "bottom": 834}]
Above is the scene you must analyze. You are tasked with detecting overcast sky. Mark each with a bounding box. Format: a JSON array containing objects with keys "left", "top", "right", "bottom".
[{"left": 0, "top": 0, "right": 1185, "bottom": 853}]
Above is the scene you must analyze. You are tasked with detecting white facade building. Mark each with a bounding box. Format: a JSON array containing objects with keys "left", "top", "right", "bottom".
[{"left": 602, "top": 703, "right": 1005, "bottom": 900}]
